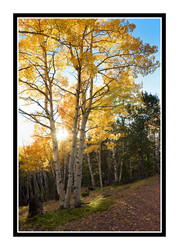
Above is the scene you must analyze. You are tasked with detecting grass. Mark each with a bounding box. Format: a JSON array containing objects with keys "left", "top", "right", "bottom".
[
  {"left": 19, "top": 196, "right": 113, "bottom": 231},
  {"left": 19, "top": 175, "right": 159, "bottom": 231}
]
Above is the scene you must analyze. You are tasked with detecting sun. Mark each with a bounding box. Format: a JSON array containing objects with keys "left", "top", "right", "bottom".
[{"left": 57, "top": 127, "right": 69, "bottom": 141}]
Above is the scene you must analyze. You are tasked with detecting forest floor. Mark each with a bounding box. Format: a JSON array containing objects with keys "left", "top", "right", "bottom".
[{"left": 19, "top": 175, "right": 160, "bottom": 232}]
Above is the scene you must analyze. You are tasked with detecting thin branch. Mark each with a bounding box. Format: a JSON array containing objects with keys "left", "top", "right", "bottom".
[
  {"left": 19, "top": 79, "right": 50, "bottom": 101},
  {"left": 53, "top": 82, "right": 75, "bottom": 96},
  {"left": 19, "top": 108, "right": 51, "bottom": 129},
  {"left": 19, "top": 65, "right": 33, "bottom": 71}
]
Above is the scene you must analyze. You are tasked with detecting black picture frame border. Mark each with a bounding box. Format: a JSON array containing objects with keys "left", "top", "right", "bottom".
[{"left": 13, "top": 13, "right": 166, "bottom": 237}]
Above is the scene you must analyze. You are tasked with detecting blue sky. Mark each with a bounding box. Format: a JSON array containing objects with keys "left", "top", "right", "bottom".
[
  {"left": 127, "top": 18, "right": 161, "bottom": 98},
  {"left": 18, "top": 18, "right": 161, "bottom": 146}
]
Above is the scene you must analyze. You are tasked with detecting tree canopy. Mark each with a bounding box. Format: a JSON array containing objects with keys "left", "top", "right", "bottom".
[{"left": 18, "top": 18, "right": 160, "bottom": 209}]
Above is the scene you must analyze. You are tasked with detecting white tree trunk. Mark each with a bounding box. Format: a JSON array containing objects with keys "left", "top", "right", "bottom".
[
  {"left": 73, "top": 73, "right": 93, "bottom": 207},
  {"left": 64, "top": 131, "right": 78, "bottom": 208},
  {"left": 87, "top": 152, "right": 95, "bottom": 189},
  {"left": 107, "top": 149, "right": 112, "bottom": 185},
  {"left": 64, "top": 70, "right": 80, "bottom": 208},
  {"left": 51, "top": 126, "right": 65, "bottom": 208},
  {"left": 97, "top": 143, "right": 103, "bottom": 189},
  {"left": 112, "top": 147, "right": 118, "bottom": 182},
  {"left": 119, "top": 141, "right": 124, "bottom": 183},
  {"left": 119, "top": 161, "right": 123, "bottom": 183},
  {"left": 63, "top": 149, "right": 67, "bottom": 185},
  {"left": 42, "top": 47, "right": 66, "bottom": 208},
  {"left": 74, "top": 114, "right": 88, "bottom": 207}
]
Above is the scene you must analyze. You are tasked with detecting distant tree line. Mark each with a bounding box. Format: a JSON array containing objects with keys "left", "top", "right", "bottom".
[{"left": 19, "top": 92, "right": 160, "bottom": 207}]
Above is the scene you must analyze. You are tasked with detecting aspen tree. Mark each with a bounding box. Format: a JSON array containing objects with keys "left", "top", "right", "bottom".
[{"left": 19, "top": 18, "right": 159, "bottom": 208}]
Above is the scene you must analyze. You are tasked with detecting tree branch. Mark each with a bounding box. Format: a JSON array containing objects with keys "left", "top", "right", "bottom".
[{"left": 19, "top": 108, "right": 51, "bottom": 129}]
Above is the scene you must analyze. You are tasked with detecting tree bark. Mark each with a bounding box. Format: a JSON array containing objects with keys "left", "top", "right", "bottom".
[
  {"left": 87, "top": 152, "right": 95, "bottom": 189},
  {"left": 64, "top": 69, "right": 80, "bottom": 209},
  {"left": 74, "top": 113, "right": 88, "bottom": 207},
  {"left": 112, "top": 147, "right": 118, "bottom": 182},
  {"left": 32, "top": 172, "right": 38, "bottom": 196},
  {"left": 38, "top": 169, "right": 46, "bottom": 201},
  {"left": 67, "top": 31, "right": 94, "bottom": 208},
  {"left": 51, "top": 126, "right": 65, "bottom": 208},
  {"left": 119, "top": 160, "right": 123, "bottom": 183},
  {"left": 23, "top": 145, "right": 33, "bottom": 199},
  {"left": 73, "top": 61, "right": 94, "bottom": 207},
  {"left": 43, "top": 45, "right": 65, "bottom": 208},
  {"left": 73, "top": 76, "right": 93, "bottom": 207},
  {"left": 119, "top": 140, "right": 124, "bottom": 183},
  {"left": 97, "top": 142, "right": 103, "bottom": 189},
  {"left": 107, "top": 149, "right": 112, "bottom": 185},
  {"left": 42, "top": 168, "right": 49, "bottom": 195},
  {"left": 28, "top": 195, "right": 44, "bottom": 218}
]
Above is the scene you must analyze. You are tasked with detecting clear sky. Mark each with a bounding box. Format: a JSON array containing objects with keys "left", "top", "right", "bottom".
[
  {"left": 127, "top": 18, "right": 161, "bottom": 98},
  {"left": 18, "top": 18, "right": 161, "bottom": 146}
]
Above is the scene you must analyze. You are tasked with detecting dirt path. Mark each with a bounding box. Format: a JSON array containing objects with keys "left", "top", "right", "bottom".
[{"left": 55, "top": 177, "right": 160, "bottom": 231}]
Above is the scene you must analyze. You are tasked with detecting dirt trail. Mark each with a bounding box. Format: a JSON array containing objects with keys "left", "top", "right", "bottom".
[{"left": 56, "top": 177, "right": 160, "bottom": 231}]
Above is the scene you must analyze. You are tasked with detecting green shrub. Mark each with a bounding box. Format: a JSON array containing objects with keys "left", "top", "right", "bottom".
[{"left": 81, "top": 191, "right": 90, "bottom": 197}]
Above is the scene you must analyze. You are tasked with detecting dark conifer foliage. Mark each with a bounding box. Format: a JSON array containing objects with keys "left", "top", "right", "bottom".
[{"left": 19, "top": 92, "right": 160, "bottom": 210}]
